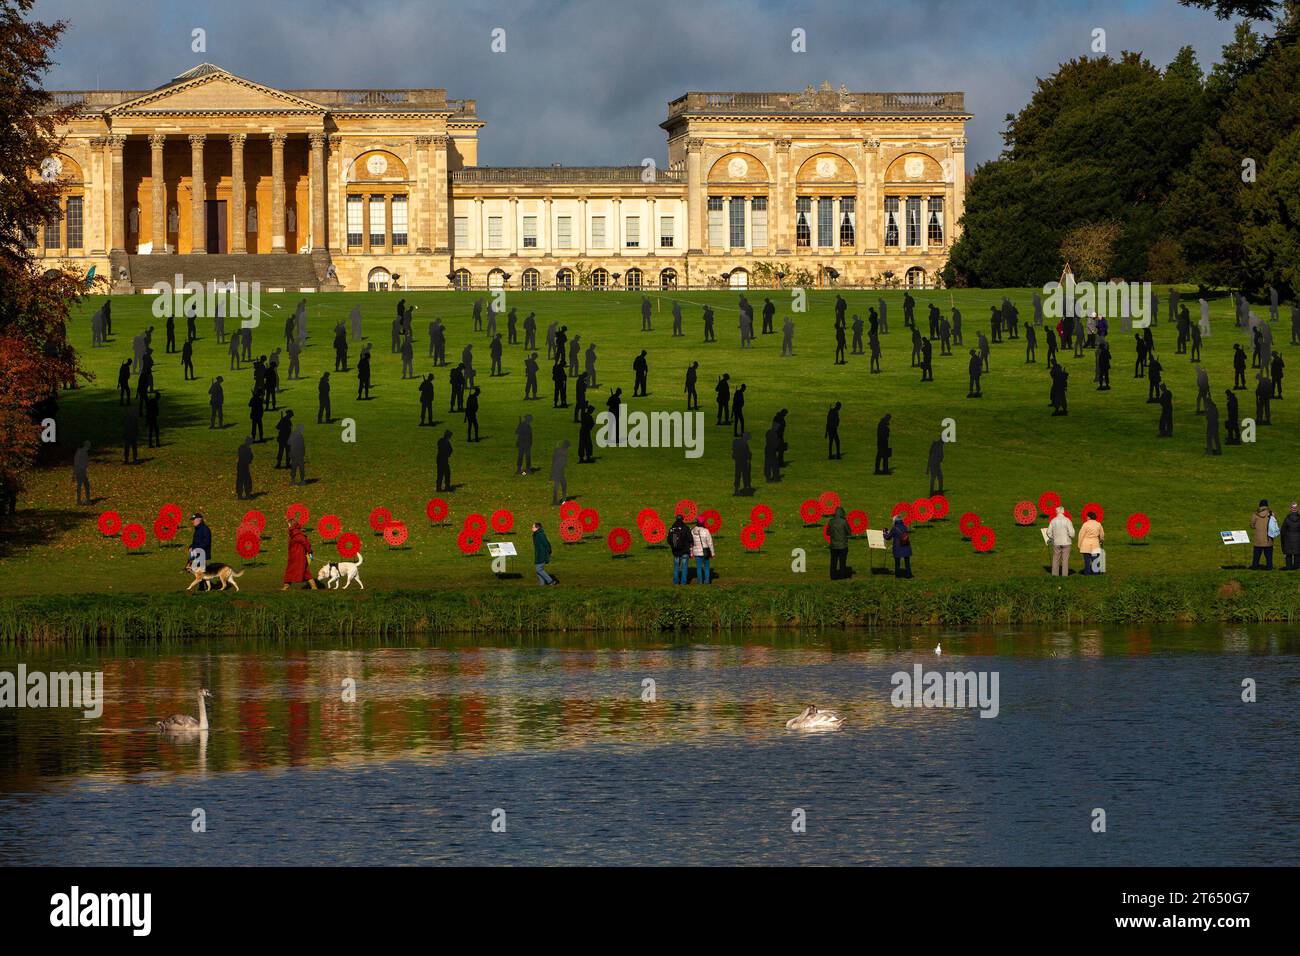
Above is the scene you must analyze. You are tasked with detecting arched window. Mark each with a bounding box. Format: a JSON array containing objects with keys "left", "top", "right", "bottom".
[
  {"left": 368, "top": 267, "right": 391, "bottom": 292},
  {"left": 488, "top": 268, "right": 507, "bottom": 289},
  {"left": 591, "top": 268, "right": 609, "bottom": 290},
  {"left": 522, "top": 268, "right": 539, "bottom": 291},
  {"left": 556, "top": 268, "right": 574, "bottom": 291},
  {"left": 728, "top": 269, "right": 749, "bottom": 290},
  {"left": 624, "top": 267, "right": 642, "bottom": 291},
  {"left": 906, "top": 267, "right": 927, "bottom": 289},
  {"left": 451, "top": 268, "right": 471, "bottom": 291},
  {"left": 659, "top": 268, "right": 678, "bottom": 291}
]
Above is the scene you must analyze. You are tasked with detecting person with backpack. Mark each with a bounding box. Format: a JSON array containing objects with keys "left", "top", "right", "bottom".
[
  {"left": 668, "top": 514, "right": 692, "bottom": 585},
  {"left": 690, "top": 517, "right": 715, "bottom": 585},
  {"left": 1250, "top": 499, "right": 1277, "bottom": 570},
  {"left": 884, "top": 513, "right": 913, "bottom": 578}
]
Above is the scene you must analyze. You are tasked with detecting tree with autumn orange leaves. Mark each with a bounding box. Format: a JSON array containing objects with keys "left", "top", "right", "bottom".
[{"left": 0, "top": 0, "right": 87, "bottom": 515}]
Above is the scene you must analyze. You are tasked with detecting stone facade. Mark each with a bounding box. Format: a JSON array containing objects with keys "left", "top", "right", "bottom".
[{"left": 38, "top": 68, "right": 969, "bottom": 291}]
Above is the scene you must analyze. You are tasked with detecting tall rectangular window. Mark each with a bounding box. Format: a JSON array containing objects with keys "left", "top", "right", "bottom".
[
  {"left": 884, "top": 197, "right": 900, "bottom": 247},
  {"left": 369, "top": 195, "right": 385, "bottom": 247},
  {"left": 590, "top": 215, "right": 606, "bottom": 247},
  {"left": 522, "top": 215, "right": 538, "bottom": 247},
  {"left": 839, "top": 196, "right": 855, "bottom": 247},
  {"left": 65, "top": 196, "right": 83, "bottom": 250},
  {"left": 347, "top": 195, "right": 364, "bottom": 246},
  {"left": 624, "top": 215, "right": 640, "bottom": 248},
  {"left": 44, "top": 206, "right": 61, "bottom": 250},
  {"left": 707, "top": 196, "right": 724, "bottom": 247},
  {"left": 487, "top": 215, "right": 503, "bottom": 249},
  {"left": 925, "top": 195, "right": 946, "bottom": 244},
  {"left": 391, "top": 196, "right": 408, "bottom": 246},
  {"left": 906, "top": 197, "right": 921, "bottom": 246},
  {"left": 659, "top": 215, "right": 674, "bottom": 248},
  {"left": 556, "top": 215, "right": 572, "bottom": 248},
  {"left": 795, "top": 197, "right": 812, "bottom": 247},
  {"left": 454, "top": 215, "right": 469, "bottom": 247},
  {"left": 817, "top": 197, "right": 834, "bottom": 248},
  {"left": 729, "top": 196, "right": 746, "bottom": 248},
  {"left": 751, "top": 197, "right": 768, "bottom": 248}
]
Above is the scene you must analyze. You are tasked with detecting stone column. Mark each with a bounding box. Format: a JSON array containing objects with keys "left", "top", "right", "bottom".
[
  {"left": 647, "top": 196, "right": 657, "bottom": 253},
  {"left": 772, "top": 139, "right": 792, "bottom": 255},
  {"left": 685, "top": 138, "right": 704, "bottom": 254},
  {"left": 859, "top": 138, "right": 877, "bottom": 253},
  {"left": 432, "top": 134, "right": 450, "bottom": 253},
  {"left": 148, "top": 134, "right": 167, "bottom": 254},
  {"left": 108, "top": 134, "right": 127, "bottom": 253},
  {"left": 189, "top": 134, "right": 207, "bottom": 254},
  {"left": 309, "top": 132, "right": 327, "bottom": 252},
  {"left": 414, "top": 136, "right": 433, "bottom": 253},
  {"left": 270, "top": 133, "right": 287, "bottom": 253},
  {"left": 88, "top": 137, "right": 107, "bottom": 255},
  {"left": 229, "top": 133, "right": 247, "bottom": 254},
  {"left": 542, "top": 197, "right": 552, "bottom": 254},
  {"left": 950, "top": 136, "right": 967, "bottom": 242},
  {"left": 328, "top": 135, "right": 345, "bottom": 255}
]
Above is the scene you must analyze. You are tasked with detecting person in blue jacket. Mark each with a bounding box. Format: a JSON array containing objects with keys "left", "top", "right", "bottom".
[{"left": 884, "top": 514, "right": 913, "bottom": 578}]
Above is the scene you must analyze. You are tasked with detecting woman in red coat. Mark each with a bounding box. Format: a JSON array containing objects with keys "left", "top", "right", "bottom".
[{"left": 282, "top": 519, "right": 317, "bottom": 589}]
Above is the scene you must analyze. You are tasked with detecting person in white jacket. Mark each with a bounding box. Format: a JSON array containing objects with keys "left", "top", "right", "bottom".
[
  {"left": 1047, "top": 506, "right": 1075, "bottom": 577},
  {"left": 690, "top": 519, "right": 715, "bottom": 584}
]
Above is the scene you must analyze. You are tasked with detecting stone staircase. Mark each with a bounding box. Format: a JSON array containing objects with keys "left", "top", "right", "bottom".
[{"left": 126, "top": 253, "right": 326, "bottom": 293}]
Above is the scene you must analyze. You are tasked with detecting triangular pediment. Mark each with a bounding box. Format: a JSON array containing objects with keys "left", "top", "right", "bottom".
[{"left": 106, "top": 67, "right": 326, "bottom": 115}]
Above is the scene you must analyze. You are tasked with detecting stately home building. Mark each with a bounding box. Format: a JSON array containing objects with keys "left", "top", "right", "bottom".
[{"left": 36, "top": 65, "right": 969, "bottom": 292}]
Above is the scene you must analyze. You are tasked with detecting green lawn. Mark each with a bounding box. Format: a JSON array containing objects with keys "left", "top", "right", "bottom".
[{"left": 1, "top": 285, "right": 1290, "bottom": 596}]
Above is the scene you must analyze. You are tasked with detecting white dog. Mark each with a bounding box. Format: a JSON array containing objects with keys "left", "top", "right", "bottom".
[{"left": 316, "top": 553, "right": 364, "bottom": 589}]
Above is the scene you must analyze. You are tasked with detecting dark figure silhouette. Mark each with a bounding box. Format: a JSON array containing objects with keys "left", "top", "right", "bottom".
[
  {"left": 1225, "top": 389, "right": 1241, "bottom": 444},
  {"left": 209, "top": 376, "right": 225, "bottom": 428},
  {"left": 1025, "top": 325, "right": 1037, "bottom": 363},
  {"left": 489, "top": 333, "right": 503, "bottom": 377},
  {"left": 1233, "top": 343, "right": 1247, "bottom": 389},
  {"left": 920, "top": 338, "right": 933, "bottom": 382},
  {"left": 1256, "top": 374, "right": 1272, "bottom": 425},
  {"left": 977, "top": 331, "right": 990, "bottom": 372},
  {"left": 1050, "top": 364, "right": 1069, "bottom": 416},
  {"left": 317, "top": 373, "right": 331, "bottom": 423},
  {"left": 1196, "top": 366, "right": 1211, "bottom": 414},
  {"left": 927, "top": 438, "right": 944, "bottom": 495},
  {"left": 731, "top": 431, "right": 753, "bottom": 495},
  {"left": 1205, "top": 396, "right": 1221, "bottom": 455},
  {"left": 902, "top": 291, "right": 915, "bottom": 330},
  {"left": 248, "top": 388, "right": 265, "bottom": 442},
  {"left": 121, "top": 407, "right": 140, "bottom": 463},
  {"left": 166, "top": 315, "right": 177, "bottom": 353},
  {"left": 578, "top": 403, "right": 597, "bottom": 463},
  {"left": 1134, "top": 334, "right": 1148, "bottom": 377},
  {"left": 685, "top": 361, "right": 699, "bottom": 409},
  {"left": 419, "top": 374, "right": 435, "bottom": 425},
  {"left": 1271, "top": 352, "right": 1284, "bottom": 398},
  {"left": 1147, "top": 355, "right": 1163, "bottom": 402},
  {"left": 436, "top": 430, "right": 454, "bottom": 491},
  {"left": 181, "top": 339, "right": 195, "bottom": 380},
  {"left": 450, "top": 363, "right": 466, "bottom": 412},
  {"left": 288, "top": 424, "right": 307, "bottom": 486},
  {"left": 144, "top": 390, "right": 161, "bottom": 448},
  {"left": 715, "top": 373, "right": 731, "bottom": 425},
  {"left": 773, "top": 409, "right": 789, "bottom": 467},
  {"left": 672, "top": 301, "right": 684, "bottom": 337},
  {"left": 825, "top": 402, "right": 842, "bottom": 459},
  {"left": 524, "top": 353, "right": 539, "bottom": 401},
  {"left": 1045, "top": 328, "right": 1057, "bottom": 367},
  {"left": 874, "top": 414, "right": 892, "bottom": 475},
  {"left": 1095, "top": 340, "right": 1111, "bottom": 390},
  {"left": 732, "top": 383, "right": 747, "bottom": 437},
  {"left": 117, "top": 359, "right": 132, "bottom": 404},
  {"left": 351, "top": 344, "right": 372, "bottom": 400},
  {"left": 464, "top": 387, "right": 481, "bottom": 442},
  {"left": 702, "top": 305, "right": 715, "bottom": 342},
  {"left": 835, "top": 320, "right": 847, "bottom": 364},
  {"left": 851, "top": 314, "right": 864, "bottom": 354},
  {"left": 523, "top": 312, "right": 537, "bottom": 351},
  {"left": 507, "top": 307, "right": 518, "bottom": 345},
  {"left": 1158, "top": 384, "right": 1174, "bottom": 436},
  {"left": 763, "top": 426, "right": 782, "bottom": 482},
  {"left": 334, "top": 323, "right": 349, "bottom": 372},
  {"left": 515, "top": 414, "right": 533, "bottom": 474},
  {"left": 910, "top": 327, "right": 923, "bottom": 368},
  {"left": 967, "top": 349, "right": 983, "bottom": 398},
  {"left": 869, "top": 329, "right": 882, "bottom": 373},
  {"left": 73, "top": 440, "right": 92, "bottom": 504},
  {"left": 552, "top": 359, "right": 568, "bottom": 408},
  {"left": 762, "top": 298, "right": 775, "bottom": 335},
  {"left": 641, "top": 296, "right": 653, "bottom": 332},
  {"left": 633, "top": 350, "right": 649, "bottom": 397}
]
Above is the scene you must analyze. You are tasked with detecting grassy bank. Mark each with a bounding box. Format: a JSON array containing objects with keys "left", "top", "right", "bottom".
[{"left": 2, "top": 573, "right": 1298, "bottom": 642}]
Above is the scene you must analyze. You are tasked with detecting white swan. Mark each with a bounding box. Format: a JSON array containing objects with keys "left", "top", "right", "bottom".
[
  {"left": 785, "top": 705, "right": 844, "bottom": 731},
  {"left": 157, "top": 689, "right": 211, "bottom": 732}
]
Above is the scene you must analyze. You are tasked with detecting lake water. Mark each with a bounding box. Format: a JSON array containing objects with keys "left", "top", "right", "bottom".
[{"left": 1, "top": 627, "right": 1297, "bottom": 866}]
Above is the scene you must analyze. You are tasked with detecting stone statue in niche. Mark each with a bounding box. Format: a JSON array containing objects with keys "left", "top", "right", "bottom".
[
  {"left": 168, "top": 205, "right": 179, "bottom": 233},
  {"left": 247, "top": 203, "right": 258, "bottom": 233},
  {"left": 286, "top": 206, "right": 296, "bottom": 232},
  {"left": 128, "top": 204, "right": 139, "bottom": 234}
]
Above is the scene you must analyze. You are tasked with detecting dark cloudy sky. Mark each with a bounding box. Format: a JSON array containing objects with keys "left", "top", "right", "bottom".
[{"left": 35, "top": 0, "right": 1244, "bottom": 172}]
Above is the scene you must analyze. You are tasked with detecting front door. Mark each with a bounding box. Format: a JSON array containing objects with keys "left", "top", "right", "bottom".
[{"left": 205, "top": 200, "right": 227, "bottom": 253}]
